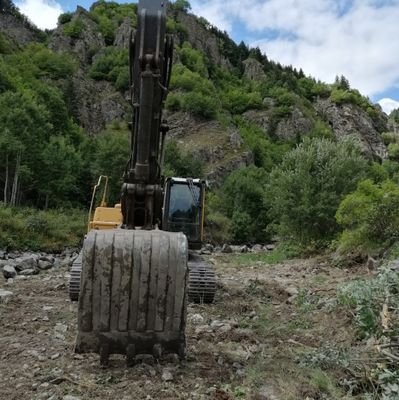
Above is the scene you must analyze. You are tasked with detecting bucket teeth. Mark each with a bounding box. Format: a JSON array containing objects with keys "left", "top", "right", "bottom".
[{"left": 75, "top": 229, "right": 188, "bottom": 364}]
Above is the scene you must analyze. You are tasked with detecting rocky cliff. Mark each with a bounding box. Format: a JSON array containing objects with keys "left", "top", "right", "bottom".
[{"left": 0, "top": 1, "right": 390, "bottom": 186}]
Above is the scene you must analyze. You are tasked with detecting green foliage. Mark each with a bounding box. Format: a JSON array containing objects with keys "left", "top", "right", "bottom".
[
  {"left": 390, "top": 108, "right": 399, "bottom": 123},
  {"left": 388, "top": 143, "right": 399, "bottom": 160},
  {"left": 89, "top": 47, "right": 129, "bottom": 91},
  {"left": 0, "top": 32, "right": 14, "bottom": 54},
  {"left": 0, "top": 205, "right": 86, "bottom": 252},
  {"left": 178, "top": 42, "right": 207, "bottom": 77},
  {"left": 220, "top": 166, "right": 270, "bottom": 243},
  {"left": 222, "top": 89, "right": 262, "bottom": 114},
  {"left": 89, "top": 128, "right": 130, "bottom": 205},
  {"left": 268, "top": 137, "right": 367, "bottom": 245},
  {"left": 235, "top": 118, "right": 292, "bottom": 170},
  {"left": 382, "top": 132, "right": 399, "bottom": 145},
  {"left": 338, "top": 267, "right": 399, "bottom": 338},
  {"left": 89, "top": 1, "right": 137, "bottom": 45},
  {"left": 182, "top": 91, "right": 218, "bottom": 119},
  {"left": 172, "top": 0, "right": 192, "bottom": 12},
  {"left": 336, "top": 179, "right": 399, "bottom": 253},
  {"left": 58, "top": 12, "right": 72, "bottom": 24},
  {"left": 164, "top": 140, "right": 203, "bottom": 178},
  {"left": 63, "top": 20, "right": 85, "bottom": 39}
]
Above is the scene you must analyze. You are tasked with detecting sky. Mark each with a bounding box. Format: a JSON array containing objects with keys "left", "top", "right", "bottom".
[{"left": 14, "top": 0, "right": 399, "bottom": 114}]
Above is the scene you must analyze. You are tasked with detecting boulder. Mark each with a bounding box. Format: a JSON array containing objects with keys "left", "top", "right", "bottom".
[
  {"left": 221, "top": 244, "right": 233, "bottom": 254},
  {"left": 2, "top": 265, "right": 17, "bottom": 279}
]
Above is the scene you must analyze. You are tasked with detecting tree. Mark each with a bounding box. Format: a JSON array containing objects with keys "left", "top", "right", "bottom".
[
  {"left": 267, "top": 137, "right": 367, "bottom": 245},
  {"left": 173, "top": 0, "right": 191, "bottom": 12},
  {"left": 220, "top": 166, "right": 270, "bottom": 243}
]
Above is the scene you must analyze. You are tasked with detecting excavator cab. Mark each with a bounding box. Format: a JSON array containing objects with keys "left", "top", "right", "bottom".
[{"left": 163, "top": 178, "right": 205, "bottom": 250}]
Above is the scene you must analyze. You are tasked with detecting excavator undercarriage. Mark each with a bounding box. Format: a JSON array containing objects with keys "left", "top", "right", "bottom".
[{"left": 71, "top": 0, "right": 215, "bottom": 364}]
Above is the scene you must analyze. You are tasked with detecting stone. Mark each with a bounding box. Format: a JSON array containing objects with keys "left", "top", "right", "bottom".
[
  {"left": 0, "top": 289, "right": 13, "bottom": 302},
  {"left": 251, "top": 244, "right": 263, "bottom": 252},
  {"left": 40, "top": 255, "right": 55, "bottom": 264},
  {"left": 161, "top": 369, "right": 174, "bottom": 382},
  {"left": 14, "top": 255, "right": 38, "bottom": 271},
  {"left": 285, "top": 287, "right": 299, "bottom": 297},
  {"left": 210, "top": 320, "right": 225, "bottom": 329},
  {"left": 265, "top": 244, "right": 276, "bottom": 251},
  {"left": 224, "top": 348, "right": 248, "bottom": 363},
  {"left": 2, "top": 265, "right": 17, "bottom": 279},
  {"left": 55, "top": 323, "right": 68, "bottom": 333},
  {"left": 63, "top": 396, "right": 81, "bottom": 400},
  {"left": 229, "top": 131, "right": 243, "bottom": 149},
  {"left": 366, "top": 256, "right": 377, "bottom": 270},
  {"left": 240, "top": 245, "right": 249, "bottom": 253},
  {"left": 189, "top": 314, "right": 205, "bottom": 325},
  {"left": 38, "top": 261, "right": 53, "bottom": 271},
  {"left": 221, "top": 244, "right": 233, "bottom": 254},
  {"left": 19, "top": 268, "right": 39, "bottom": 276},
  {"left": 205, "top": 243, "right": 214, "bottom": 252}
]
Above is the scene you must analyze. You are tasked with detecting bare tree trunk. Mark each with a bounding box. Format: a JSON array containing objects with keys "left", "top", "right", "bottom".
[
  {"left": 10, "top": 152, "right": 21, "bottom": 207},
  {"left": 4, "top": 153, "right": 8, "bottom": 205}
]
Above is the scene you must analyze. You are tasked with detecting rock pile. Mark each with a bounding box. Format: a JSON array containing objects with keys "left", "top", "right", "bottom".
[{"left": 0, "top": 249, "right": 79, "bottom": 281}]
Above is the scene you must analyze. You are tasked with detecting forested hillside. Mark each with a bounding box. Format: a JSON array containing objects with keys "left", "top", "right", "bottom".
[{"left": 1, "top": 0, "right": 399, "bottom": 254}]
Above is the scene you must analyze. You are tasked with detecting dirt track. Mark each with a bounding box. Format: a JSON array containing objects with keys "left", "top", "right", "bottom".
[{"left": 0, "top": 254, "right": 369, "bottom": 400}]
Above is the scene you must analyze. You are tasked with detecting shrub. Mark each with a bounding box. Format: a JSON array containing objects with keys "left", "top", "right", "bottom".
[
  {"left": 164, "top": 140, "right": 203, "bottom": 178},
  {"left": 336, "top": 179, "right": 399, "bottom": 253},
  {"left": 388, "top": 143, "right": 399, "bottom": 160},
  {"left": 223, "top": 89, "right": 262, "bottom": 114},
  {"left": 382, "top": 132, "right": 399, "bottom": 145},
  {"left": 58, "top": 12, "right": 72, "bottom": 25},
  {"left": 220, "top": 166, "right": 270, "bottom": 243},
  {"left": 268, "top": 137, "right": 367, "bottom": 245},
  {"left": 182, "top": 92, "right": 218, "bottom": 119},
  {"left": 63, "top": 20, "right": 84, "bottom": 39},
  {"left": 0, "top": 205, "right": 86, "bottom": 252},
  {"left": 338, "top": 267, "right": 399, "bottom": 338}
]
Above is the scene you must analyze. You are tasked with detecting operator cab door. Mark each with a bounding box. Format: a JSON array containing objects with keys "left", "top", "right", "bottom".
[{"left": 162, "top": 178, "right": 205, "bottom": 250}]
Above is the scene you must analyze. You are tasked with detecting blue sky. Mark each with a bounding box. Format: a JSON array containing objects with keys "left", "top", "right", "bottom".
[{"left": 15, "top": 0, "right": 399, "bottom": 114}]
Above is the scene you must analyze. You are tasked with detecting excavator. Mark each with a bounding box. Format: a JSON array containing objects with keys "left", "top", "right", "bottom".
[{"left": 70, "top": 0, "right": 216, "bottom": 365}]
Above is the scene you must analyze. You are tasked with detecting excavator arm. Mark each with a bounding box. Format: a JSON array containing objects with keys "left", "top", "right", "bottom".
[{"left": 121, "top": 0, "right": 173, "bottom": 230}]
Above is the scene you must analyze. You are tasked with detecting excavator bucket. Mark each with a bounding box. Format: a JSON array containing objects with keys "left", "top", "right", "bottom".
[{"left": 75, "top": 229, "right": 188, "bottom": 364}]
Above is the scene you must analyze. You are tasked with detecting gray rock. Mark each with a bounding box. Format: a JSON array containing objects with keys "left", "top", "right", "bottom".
[
  {"left": 210, "top": 320, "right": 225, "bottom": 329},
  {"left": 205, "top": 243, "right": 214, "bottom": 252},
  {"left": 0, "top": 289, "right": 13, "bottom": 303},
  {"left": 15, "top": 255, "right": 38, "bottom": 271},
  {"left": 242, "top": 58, "right": 266, "bottom": 81},
  {"left": 39, "top": 255, "right": 55, "bottom": 264},
  {"left": 366, "top": 256, "right": 377, "bottom": 270},
  {"left": 161, "top": 369, "right": 174, "bottom": 382},
  {"left": 240, "top": 245, "right": 249, "bottom": 253},
  {"left": 285, "top": 287, "right": 299, "bottom": 297},
  {"left": 315, "top": 98, "right": 388, "bottom": 160},
  {"left": 0, "top": 250, "right": 6, "bottom": 259},
  {"left": 2, "top": 265, "right": 17, "bottom": 279},
  {"left": 265, "top": 244, "right": 276, "bottom": 251},
  {"left": 229, "top": 131, "right": 243, "bottom": 149},
  {"left": 63, "top": 396, "right": 81, "bottom": 400},
  {"left": 19, "top": 268, "right": 39, "bottom": 276},
  {"left": 189, "top": 314, "right": 205, "bottom": 325},
  {"left": 221, "top": 244, "right": 233, "bottom": 254},
  {"left": 251, "top": 244, "right": 263, "bottom": 252},
  {"left": 38, "top": 261, "right": 53, "bottom": 271}
]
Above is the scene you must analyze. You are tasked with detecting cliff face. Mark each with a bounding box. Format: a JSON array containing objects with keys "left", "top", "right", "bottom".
[{"left": 1, "top": 1, "right": 390, "bottom": 186}]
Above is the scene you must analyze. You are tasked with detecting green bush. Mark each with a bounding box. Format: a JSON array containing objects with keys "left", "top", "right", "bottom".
[
  {"left": 268, "top": 137, "right": 367, "bottom": 245},
  {"left": 182, "top": 92, "right": 218, "bottom": 119},
  {"left": 336, "top": 179, "right": 399, "bottom": 253},
  {"left": 223, "top": 88, "right": 262, "bottom": 114},
  {"left": 382, "top": 132, "right": 399, "bottom": 145},
  {"left": 220, "top": 166, "right": 270, "bottom": 243},
  {"left": 63, "top": 20, "right": 85, "bottom": 39},
  {"left": 179, "top": 42, "right": 207, "bottom": 77},
  {"left": 58, "top": 12, "right": 72, "bottom": 25},
  {"left": 89, "top": 48, "right": 129, "bottom": 91},
  {"left": 338, "top": 267, "right": 399, "bottom": 338},
  {"left": 164, "top": 140, "right": 203, "bottom": 178},
  {"left": 0, "top": 205, "right": 86, "bottom": 252},
  {"left": 388, "top": 143, "right": 399, "bottom": 160}
]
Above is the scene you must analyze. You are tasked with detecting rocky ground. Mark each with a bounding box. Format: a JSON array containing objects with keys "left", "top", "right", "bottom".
[{"left": 0, "top": 250, "right": 374, "bottom": 400}]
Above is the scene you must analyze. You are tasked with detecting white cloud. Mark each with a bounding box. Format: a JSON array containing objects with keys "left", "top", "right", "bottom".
[
  {"left": 191, "top": 0, "right": 399, "bottom": 100},
  {"left": 378, "top": 98, "right": 399, "bottom": 115},
  {"left": 16, "top": 0, "right": 63, "bottom": 30}
]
